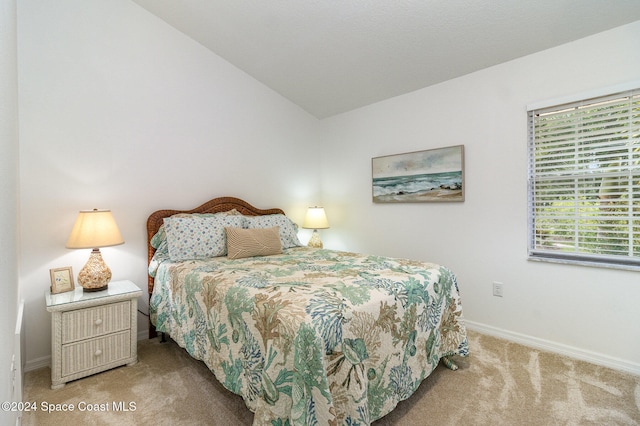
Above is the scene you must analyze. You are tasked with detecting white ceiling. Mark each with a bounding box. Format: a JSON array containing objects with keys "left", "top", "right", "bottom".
[{"left": 131, "top": 0, "right": 640, "bottom": 118}]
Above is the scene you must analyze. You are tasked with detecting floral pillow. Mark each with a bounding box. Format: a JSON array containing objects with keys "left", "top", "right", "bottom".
[
  {"left": 244, "top": 214, "right": 302, "bottom": 248},
  {"left": 163, "top": 214, "right": 245, "bottom": 261},
  {"left": 150, "top": 211, "right": 241, "bottom": 252}
]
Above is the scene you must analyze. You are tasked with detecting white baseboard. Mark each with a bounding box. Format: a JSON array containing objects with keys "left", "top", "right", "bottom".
[
  {"left": 24, "top": 355, "right": 50, "bottom": 373},
  {"left": 26, "top": 321, "right": 639, "bottom": 376},
  {"left": 465, "top": 320, "right": 640, "bottom": 376}
]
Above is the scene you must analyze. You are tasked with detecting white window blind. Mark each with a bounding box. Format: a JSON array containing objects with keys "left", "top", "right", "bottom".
[{"left": 527, "top": 89, "right": 640, "bottom": 269}]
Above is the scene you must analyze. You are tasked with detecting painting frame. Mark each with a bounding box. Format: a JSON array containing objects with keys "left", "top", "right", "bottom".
[
  {"left": 372, "top": 145, "right": 464, "bottom": 203},
  {"left": 50, "top": 266, "right": 75, "bottom": 294}
]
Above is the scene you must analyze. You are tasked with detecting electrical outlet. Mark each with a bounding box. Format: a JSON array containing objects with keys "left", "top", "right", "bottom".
[{"left": 493, "top": 281, "right": 503, "bottom": 297}]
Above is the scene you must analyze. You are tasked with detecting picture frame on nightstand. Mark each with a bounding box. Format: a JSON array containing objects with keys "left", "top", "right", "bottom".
[{"left": 49, "top": 266, "right": 74, "bottom": 294}]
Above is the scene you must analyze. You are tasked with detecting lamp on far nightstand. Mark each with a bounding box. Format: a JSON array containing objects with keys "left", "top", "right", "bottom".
[
  {"left": 302, "top": 206, "right": 329, "bottom": 248},
  {"left": 66, "top": 209, "right": 124, "bottom": 292}
]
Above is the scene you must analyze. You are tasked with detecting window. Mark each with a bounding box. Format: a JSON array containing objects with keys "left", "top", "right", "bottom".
[{"left": 527, "top": 88, "right": 640, "bottom": 269}]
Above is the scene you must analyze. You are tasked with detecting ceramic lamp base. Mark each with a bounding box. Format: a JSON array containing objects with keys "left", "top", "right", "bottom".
[
  {"left": 78, "top": 248, "right": 112, "bottom": 292},
  {"left": 307, "top": 230, "right": 323, "bottom": 249}
]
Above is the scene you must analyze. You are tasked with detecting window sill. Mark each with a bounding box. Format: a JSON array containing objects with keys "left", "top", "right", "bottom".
[{"left": 528, "top": 254, "right": 640, "bottom": 272}]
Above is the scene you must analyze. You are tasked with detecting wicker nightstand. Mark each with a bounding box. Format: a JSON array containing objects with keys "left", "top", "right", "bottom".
[{"left": 45, "top": 280, "right": 142, "bottom": 389}]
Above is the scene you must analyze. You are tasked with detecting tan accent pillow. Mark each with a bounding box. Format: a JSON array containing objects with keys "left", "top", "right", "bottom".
[{"left": 226, "top": 226, "right": 283, "bottom": 259}]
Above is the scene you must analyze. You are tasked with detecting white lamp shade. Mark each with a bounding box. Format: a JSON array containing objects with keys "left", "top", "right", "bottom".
[
  {"left": 66, "top": 209, "right": 124, "bottom": 249},
  {"left": 302, "top": 207, "right": 329, "bottom": 230}
]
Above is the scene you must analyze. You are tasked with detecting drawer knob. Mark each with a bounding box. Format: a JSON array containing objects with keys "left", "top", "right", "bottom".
[
  {"left": 95, "top": 318, "right": 103, "bottom": 326},
  {"left": 94, "top": 349, "right": 102, "bottom": 357}
]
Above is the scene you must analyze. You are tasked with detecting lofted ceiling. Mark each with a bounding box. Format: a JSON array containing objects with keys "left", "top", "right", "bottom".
[{"left": 131, "top": 0, "right": 640, "bottom": 118}]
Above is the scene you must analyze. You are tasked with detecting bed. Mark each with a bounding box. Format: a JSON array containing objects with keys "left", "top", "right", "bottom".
[{"left": 147, "top": 196, "right": 468, "bottom": 425}]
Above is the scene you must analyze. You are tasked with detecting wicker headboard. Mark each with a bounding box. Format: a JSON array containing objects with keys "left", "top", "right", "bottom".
[{"left": 146, "top": 196, "right": 285, "bottom": 294}]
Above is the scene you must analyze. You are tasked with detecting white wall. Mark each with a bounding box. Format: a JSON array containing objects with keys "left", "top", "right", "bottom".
[
  {"left": 18, "top": 0, "right": 321, "bottom": 368},
  {"left": 17, "top": 0, "right": 640, "bottom": 375},
  {"left": 320, "top": 21, "right": 640, "bottom": 372},
  {"left": 0, "top": 0, "right": 20, "bottom": 424}
]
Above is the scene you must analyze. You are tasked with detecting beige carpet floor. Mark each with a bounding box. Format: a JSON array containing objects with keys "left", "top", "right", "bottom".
[{"left": 22, "top": 330, "right": 640, "bottom": 425}]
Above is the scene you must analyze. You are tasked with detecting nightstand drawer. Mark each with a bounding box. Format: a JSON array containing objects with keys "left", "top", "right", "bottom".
[
  {"left": 62, "top": 330, "right": 131, "bottom": 377},
  {"left": 62, "top": 301, "right": 130, "bottom": 344},
  {"left": 47, "top": 280, "right": 142, "bottom": 389}
]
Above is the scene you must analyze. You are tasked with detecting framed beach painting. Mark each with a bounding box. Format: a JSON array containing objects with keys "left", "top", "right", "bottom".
[{"left": 372, "top": 145, "right": 464, "bottom": 203}]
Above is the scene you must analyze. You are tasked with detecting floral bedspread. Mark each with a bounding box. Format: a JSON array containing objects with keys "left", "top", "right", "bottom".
[{"left": 150, "top": 247, "right": 468, "bottom": 425}]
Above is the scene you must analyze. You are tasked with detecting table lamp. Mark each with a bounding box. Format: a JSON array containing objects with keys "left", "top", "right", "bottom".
[
  {"left": 302, "top": 206, "right": 329, "bottom": 248},
  {"left": 66, "top": 209, "right": 124, "bottom": 292}
]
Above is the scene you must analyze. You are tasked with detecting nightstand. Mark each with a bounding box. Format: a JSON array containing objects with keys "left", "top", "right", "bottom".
[{"left": 45, "top": 280, "right": 142, "bottom": 389}]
